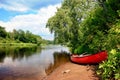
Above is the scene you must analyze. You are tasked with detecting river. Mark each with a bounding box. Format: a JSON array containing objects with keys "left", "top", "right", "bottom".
[{"left": 0, "top": 45, "right": 70, "bottom": 80}]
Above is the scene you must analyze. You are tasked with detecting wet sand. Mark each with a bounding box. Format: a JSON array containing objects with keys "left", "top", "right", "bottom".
[{"left": 43, "top": 62, "right": 99, "bottom": 80}]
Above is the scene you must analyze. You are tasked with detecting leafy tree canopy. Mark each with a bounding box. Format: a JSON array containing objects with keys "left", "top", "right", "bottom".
[{"left": 47, "top": 0, "right": 120, "bottom": 54}]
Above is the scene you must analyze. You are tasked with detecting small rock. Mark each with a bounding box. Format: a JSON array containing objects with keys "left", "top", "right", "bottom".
[{"left": 62, "top": 69, "right": 71, "bottom": 74}]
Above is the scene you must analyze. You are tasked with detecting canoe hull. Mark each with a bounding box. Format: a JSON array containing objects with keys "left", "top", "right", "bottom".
[{"left": 70, "top": 51, "right": 108, "bottom": 64}]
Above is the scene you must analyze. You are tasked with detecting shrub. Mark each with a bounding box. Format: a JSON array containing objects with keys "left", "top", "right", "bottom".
[{"left": 97, "top": 49, "right": 120, "bottom": 80}]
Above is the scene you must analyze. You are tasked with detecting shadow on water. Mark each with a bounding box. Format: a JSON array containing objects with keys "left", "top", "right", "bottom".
[{"left": 45, "top": 51, "right": 70, "bottom": 75}]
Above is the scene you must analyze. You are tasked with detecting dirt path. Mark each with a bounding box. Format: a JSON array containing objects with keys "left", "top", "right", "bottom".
[{"left": 43, "top": 62, "right": 99, "bottom": 80}]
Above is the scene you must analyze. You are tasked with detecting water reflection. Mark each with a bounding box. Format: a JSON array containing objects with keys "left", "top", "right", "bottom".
[
  {"left": 0, "top": 46, "right": 40, "bottom": 62},
  {"left": 0, "top": 45, "right": 70, "bottom": 80},
  {"left": 45, "top": 51, "right": 70, "bottom": 75}
]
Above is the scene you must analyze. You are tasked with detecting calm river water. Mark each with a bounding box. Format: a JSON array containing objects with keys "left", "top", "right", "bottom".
[{"left": 0, "top": 45, "right": 70, "bottom": 80}]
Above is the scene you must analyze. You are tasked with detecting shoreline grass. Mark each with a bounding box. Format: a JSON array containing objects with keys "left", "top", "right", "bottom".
[{"left": 0, "top": 43, "right": 37, "bottom": 47}]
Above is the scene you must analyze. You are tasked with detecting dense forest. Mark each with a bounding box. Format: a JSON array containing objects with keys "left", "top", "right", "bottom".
[
  {"left": 0, "top": 26, "right": 46, "bottom": 46},
  {"left": 47, "top": 0, "right": 120, "bottom": 79}
]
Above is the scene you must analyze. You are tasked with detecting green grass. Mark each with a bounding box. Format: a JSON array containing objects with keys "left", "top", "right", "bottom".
[
  {"left": 0, "top": 43, "right": 37, "bottom": 47},
  {"left": 0, "top": 38, "right": 37, "bottom": 47}
]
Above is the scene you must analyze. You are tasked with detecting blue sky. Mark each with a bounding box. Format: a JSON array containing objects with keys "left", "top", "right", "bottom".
[{"left": 0, "top": 0, "right": 62, "bottom": 40}]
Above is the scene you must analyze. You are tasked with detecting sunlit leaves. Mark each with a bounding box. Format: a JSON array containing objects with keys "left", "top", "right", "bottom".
[
  {"left": 97, "top": 51, "right": 120, "bottom": 79},
  {"left": 46, "top": 0, "right": 96, "bottom": 52}
]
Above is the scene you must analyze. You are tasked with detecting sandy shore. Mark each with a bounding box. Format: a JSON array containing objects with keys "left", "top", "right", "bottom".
[{"left": 43, "top": 62, "right": 99, "bottom": 80}]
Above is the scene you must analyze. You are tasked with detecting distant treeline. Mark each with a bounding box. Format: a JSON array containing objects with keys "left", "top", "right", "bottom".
[{"left": 0, "top": 26, "right": 51, "bottom": 45}]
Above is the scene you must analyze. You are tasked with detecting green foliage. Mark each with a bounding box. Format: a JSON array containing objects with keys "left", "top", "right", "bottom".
[
  {"left": 96, "top": 19, "right": 120, "bottom": 80},
  {"left": 47, "top": 0, "right": 120, "bottom": 52},
  {"left": 105, "top": 20, "right": 120, "bottom": 50},
  {"left": 97, "top": 51, "right": 120, "bottom": 80},
  {"left": 0, "top": 26, "right": 44, "bottom": 45},
  {"left": 11, "top": 29, "right": 41, "bottom": 44},
  {"left": 46, "top": 0, "right": 96, "bottom": 52},
  {"left": 0, "top": 26, "right": 7, "bottom": 38},
  {"left": 74, "top": 44, "right": 93, "bottom": 54},
  {"left": 47, "top": 7, "right": 72, "bottom": 44},
  {"left": 75, "top": 0, "right": 120, "bottom": 54}
]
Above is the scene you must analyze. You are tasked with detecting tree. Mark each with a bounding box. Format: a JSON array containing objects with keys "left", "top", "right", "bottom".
[
  {"left": 79, "top": 0, "right": 120, "bottom": 53},
  {"left": 47, "top": 0, "right": 96, "bottom": 52},
  {"left": 0, "top": 26, "right": 7, "bottom": 38}
]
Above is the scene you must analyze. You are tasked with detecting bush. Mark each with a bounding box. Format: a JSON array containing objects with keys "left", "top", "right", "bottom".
[
  {"left": 97, "top": 50, "right": 120, "bottom": 80},
  {"left": 74, "top": 44, "right": 95, "bottom": 54}
]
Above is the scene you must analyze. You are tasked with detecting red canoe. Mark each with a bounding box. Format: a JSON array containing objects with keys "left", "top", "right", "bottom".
[{"left": 70, "top": 50, "right": 108, "bottom": 64}]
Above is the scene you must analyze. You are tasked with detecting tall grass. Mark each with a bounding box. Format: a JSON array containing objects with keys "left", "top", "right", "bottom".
[{"left": 0, "top": 43, "right": 37, "bottom": 47}]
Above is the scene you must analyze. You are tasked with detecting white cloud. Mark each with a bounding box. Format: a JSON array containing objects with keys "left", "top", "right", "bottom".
[
  {"left": 0, "top": 0, "right": 62, "bottom": 12},
  {"left": 0, "top": 0, "right": 29, "bottom": 12},
  {"left": 0, "top": 4, "right": 61, "bottom": 40}
]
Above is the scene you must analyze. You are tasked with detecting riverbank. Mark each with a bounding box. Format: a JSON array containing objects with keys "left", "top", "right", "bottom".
[
  {"left": 0, "top": 43, "right": 37, "bottom": 47},
  {"left": 43, "top": 62, "right": 99, "bottom": 80}
]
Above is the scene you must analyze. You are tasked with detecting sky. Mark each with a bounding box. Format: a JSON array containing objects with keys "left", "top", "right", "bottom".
[{"left": 0, "top": 0, "right": 62, "bottom": 40}]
